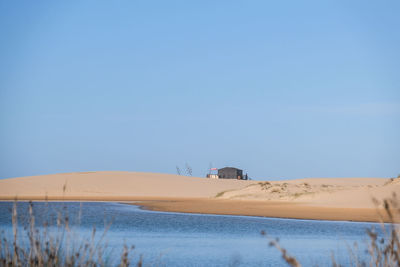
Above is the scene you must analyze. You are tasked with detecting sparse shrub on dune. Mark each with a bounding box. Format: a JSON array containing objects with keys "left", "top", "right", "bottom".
[
  {"left": 384, "top": 178, "right": 395, "bottom": 186},
  {"left": 258, "top": 182, "right": 272, "bottom": 191},
  {"left": 270, "top": 188, "right": 281, "bottom": 194},
  {"left": 215, "top": 191, "right": 226, "bottom": 198},
  {"left": 0, "top": 201, "right": 142, "bottom": 267},
  {"left": 301, "top": 182, "right": 310, "bottom": 188}
]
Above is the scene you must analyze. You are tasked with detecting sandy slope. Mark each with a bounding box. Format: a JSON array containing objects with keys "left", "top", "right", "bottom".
[
  {"left": 217, "top": 178, "right": 399, "bottom": 209},
  {"left": 0, "top": 171, "right": 252, "bottom": 199},
  {"left": 0, "top": 171, "right": 399, "bottom": 222}
]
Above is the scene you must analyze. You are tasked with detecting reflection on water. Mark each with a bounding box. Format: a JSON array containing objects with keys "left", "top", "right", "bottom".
[{"left": 0, "top": 202, "right": 379, "bottom": 266}]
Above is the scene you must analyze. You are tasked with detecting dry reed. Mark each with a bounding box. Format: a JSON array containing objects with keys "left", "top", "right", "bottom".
[
  {"left": 263, "top": 193, "right": 400, "bottom": 267},
  {"left": 0, "top": 201, "right": 142, "bottom": 267}
]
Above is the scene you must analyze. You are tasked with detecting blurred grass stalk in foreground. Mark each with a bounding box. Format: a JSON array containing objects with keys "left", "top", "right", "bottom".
[
  {"left": 263, "top": 193, "right": 400, "bottom": 267},
  {"left": 0, "top": 201, "right": 142, "bottom": 267}
]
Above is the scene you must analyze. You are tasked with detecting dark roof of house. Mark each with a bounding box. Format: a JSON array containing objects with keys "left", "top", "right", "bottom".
[{"left": 219, "top": 167, "right": 242, "bottom": 171}]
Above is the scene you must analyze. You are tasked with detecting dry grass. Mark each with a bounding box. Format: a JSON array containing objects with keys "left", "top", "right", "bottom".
[
  {"left": 215, "top": 189, "right": 237, "bottom": 198},
  {"left": 0, "top": 201, "right": 142, "bottom": 267},
  {"left": 270, "top": 188, "right": 281, "bottom": 194},
  {"left": 2, "top": 193, "right": 399, "bottom": 266},
  {"left": 215, "top": 191, "right": 226, "bottom": 198},
  {"left": 384, "top": 178, "right": 395, "bottom": 186},
  {"left": 261, "top": 230, "right": 301, "bottom": 267},
  {"left": 263, "top": 193, "right": 400, "bottom": 266},
  {"left": 258, "top": 182, "right": 272, "bottom": 191}
]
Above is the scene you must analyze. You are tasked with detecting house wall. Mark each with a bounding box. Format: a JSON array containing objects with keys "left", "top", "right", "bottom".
[
  {"left": 218, "top": 168, "right": 243, "bottom": 179},
  {"left": 206, "top": 174, "right": 219, "bottom": 179}
]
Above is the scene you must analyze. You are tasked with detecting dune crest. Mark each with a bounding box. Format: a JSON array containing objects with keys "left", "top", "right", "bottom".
[{"left": 0, "top": 171, "right": 252, "bottom": 199}]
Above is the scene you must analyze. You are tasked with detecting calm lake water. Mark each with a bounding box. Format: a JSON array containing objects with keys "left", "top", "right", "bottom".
[{"left": 0, "top": 202, "right": 380, "bottom": 266}]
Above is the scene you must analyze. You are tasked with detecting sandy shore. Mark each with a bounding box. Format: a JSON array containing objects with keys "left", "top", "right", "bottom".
[
  {"left": 132, "top": 198, "right": 392, "bottom": 222},
  {"left": 0, "top": 171, "right": 398, "bottom": 222}
]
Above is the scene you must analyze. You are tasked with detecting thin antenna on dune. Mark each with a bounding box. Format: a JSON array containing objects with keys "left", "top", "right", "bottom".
[
  {"left": 185, "top": 163, "right": 192, "bottom": 176},
  {"left": 176, "top": 166, "right": 181, "bottom": 175}
]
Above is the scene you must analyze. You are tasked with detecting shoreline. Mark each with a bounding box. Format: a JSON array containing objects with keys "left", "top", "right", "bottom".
[
  {"left": 132, "top": 198, "right": 389, "bottom": 223},
  {"left": 0, "top": 171, "right": 397, "bottom": 223},
  {"left": 0, "top": 196, "right": 389, "bottom": 223},
  {"left": 133, "top": 204, "right": 382, "bottom": 224}
]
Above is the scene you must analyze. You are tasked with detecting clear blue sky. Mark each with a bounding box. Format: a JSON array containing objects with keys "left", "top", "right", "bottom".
[{"left": 0, "top": 1, "right": 399, "bottom": 180}]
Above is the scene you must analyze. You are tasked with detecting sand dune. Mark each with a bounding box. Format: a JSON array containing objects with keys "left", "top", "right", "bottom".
[
  {"left": 0, "top": 171, "right": 252, "bottom": 199},
  {"left": 217, "top": 178, "right": 398, "bottom": 209},
  {"left": 0, "top": 171, "right": 399, "bottom": 222}
]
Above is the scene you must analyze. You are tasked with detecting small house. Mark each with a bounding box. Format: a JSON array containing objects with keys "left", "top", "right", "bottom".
[{"left": 218, "top": 167, "right": 244, "bottom": 180}]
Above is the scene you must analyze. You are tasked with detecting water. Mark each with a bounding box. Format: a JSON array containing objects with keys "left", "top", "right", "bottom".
[{"left": 0, "top": 202, "right": 380, "bottom": 266}]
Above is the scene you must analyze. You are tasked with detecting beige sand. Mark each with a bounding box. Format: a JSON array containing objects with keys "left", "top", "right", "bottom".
[
  {"left": 217, "top": 177, "right": 398, "bottom": 208},
  {"left": 0, "top": 171, "right": 252, "bottom": 198},
  {"left": 0, "top": 171, "right": 398, "bottom": 222}
]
